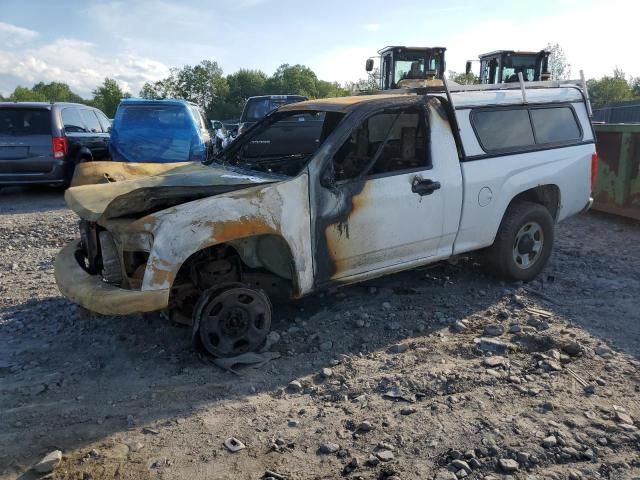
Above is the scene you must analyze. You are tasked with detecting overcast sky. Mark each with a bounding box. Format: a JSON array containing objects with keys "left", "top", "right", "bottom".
[{"left": 0, "top": 0, "right": 636, "bottom": 98}]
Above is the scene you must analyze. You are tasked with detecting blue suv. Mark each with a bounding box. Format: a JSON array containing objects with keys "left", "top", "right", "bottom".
[{"left": 109, "top": 99, "right": 213, "bottom": 163}]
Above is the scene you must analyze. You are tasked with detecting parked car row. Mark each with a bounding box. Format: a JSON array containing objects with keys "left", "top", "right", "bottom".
[
  {"left": 0, "top": 102, "right": 111, "bottom": 187},
  {"left": 0, "top": 94, "right": 308, "bottom": 187}
]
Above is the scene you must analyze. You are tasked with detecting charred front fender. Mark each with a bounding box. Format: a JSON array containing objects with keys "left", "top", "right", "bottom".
[{"left": 139, "top": 174, "right": 314, "bottom": 296}]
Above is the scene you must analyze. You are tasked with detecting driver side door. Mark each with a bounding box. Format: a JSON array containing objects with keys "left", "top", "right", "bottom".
[{"left": 310, "top": 101, "right": 447, "bottom": 285}]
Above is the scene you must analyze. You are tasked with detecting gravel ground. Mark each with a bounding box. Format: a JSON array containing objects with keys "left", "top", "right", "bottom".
[{"left": 0, "top": 186, "right": 639, "bottom": 480}]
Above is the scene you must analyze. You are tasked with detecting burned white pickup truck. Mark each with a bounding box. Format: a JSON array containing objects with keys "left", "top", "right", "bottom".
[{"left": 56, "top": 82, "right": 596, "bottom": 357}]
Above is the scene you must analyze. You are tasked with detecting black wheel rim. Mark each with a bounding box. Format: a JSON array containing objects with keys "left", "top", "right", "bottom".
[{"left": 198, "top": 287, "right": 271, "bottom": 357}]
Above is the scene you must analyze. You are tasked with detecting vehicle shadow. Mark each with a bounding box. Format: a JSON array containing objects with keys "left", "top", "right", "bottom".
[
  {"left": 0, "top": 186, "right": 66, "bottom": 215},
  {"left": 2, "top": 261, "right": 502, "bottom": 477},
  {"left": 532, "top": 211, "right": 640, "bottom": 358}
]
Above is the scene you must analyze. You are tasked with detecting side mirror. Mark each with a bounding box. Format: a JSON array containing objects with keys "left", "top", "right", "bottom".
[
  {"left": 365, "top": 58, "right": 374, "bottom": 72},
  {"left": 465, "top": 61, "right": 472, "bottom": 75}
]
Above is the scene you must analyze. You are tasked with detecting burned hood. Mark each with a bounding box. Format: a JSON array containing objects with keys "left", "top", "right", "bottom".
[{"left": 65, "top": 161, "right": 277, "bottom": 222}]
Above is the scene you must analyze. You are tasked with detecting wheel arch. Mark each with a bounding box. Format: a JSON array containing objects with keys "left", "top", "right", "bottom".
[
  {"left": 504, "top": 184, "right": 561, "bottom": 223},
  {"left": 170, "top": 232, "right": 300, "bottom": 297}
]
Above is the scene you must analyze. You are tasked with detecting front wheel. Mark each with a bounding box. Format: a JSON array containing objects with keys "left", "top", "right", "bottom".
[
  {"left": 192, "top": 284, "right": 272, "bottom": 357},
  {"left": 486, "top": 201, "right": 554, "bottom": 282}
]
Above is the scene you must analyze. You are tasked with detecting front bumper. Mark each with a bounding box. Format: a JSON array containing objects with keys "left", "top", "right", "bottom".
[{"left": 54, "top": 240, "right": 169, "bottom": 315}]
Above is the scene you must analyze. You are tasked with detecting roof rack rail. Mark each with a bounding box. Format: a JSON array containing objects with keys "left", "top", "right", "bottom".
[
  {"left": 363, "top": 70, "right": 593, "bottom": 117},
  {"left": 443, "top": 70, "right": 592, "bottom": 117}
]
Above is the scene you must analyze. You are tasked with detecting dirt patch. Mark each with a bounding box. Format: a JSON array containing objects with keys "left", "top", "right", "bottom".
[{"left": 1, "top": 188, "right": 639, "bottom": 479}]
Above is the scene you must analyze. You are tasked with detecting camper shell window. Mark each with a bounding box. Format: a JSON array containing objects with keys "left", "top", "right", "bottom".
[{"left": 470, "top": 104, "right": 583, "bottom": 154}]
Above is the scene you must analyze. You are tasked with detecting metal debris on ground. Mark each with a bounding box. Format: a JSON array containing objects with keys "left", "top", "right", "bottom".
[
  {"left": 382, "top": 387, "right": 415, "bottom": 403},
  {"left": 213, "top": 351, "right": 280, "bottom": 375},
  {"left": 524, "top": 306, "right": 553, "bottom": 318},
  {"left": 263, "top": 470, "right": 286, "bottom": 480},
  {"left": 223, "top": 437, "right": 246, "bottom": 453}
]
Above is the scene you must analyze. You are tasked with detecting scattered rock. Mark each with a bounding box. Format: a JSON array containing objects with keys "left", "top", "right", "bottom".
[
  {"left": 509, "top": 324, "right": 521, "bottom": 333},
  {"left": 615, "top": 410, "right": 634, "bottom": 425},
  {"left": 542, "top": 359, "right": 563, "bottom": 371},
  {"left": 400, "top": 407, "right": 417, "bottom": 415},
  {"left": 435, "top": 471, "right": 457, "bottom": 480},
  {"left": 366, "top": 454, "right": 380, "bottom": 466},
  {"left": 450, "top": 459, "right": 471, "bottom": 473},
  {"left": 498, "top": 458, "right": 518, "bottom": 472},
  {"left": 484, "top": 324, "right": 505, "bottom": 337},
  {"left": 527, "top": 317, "right": 550, "bottom": 330},
  {"left": 319, "top": 442, "right": 340, "bottom": 454},
  {"left": 320, "top": 367, "right": 333, "bottom": 378},
  {"left": 356, "top": 421, "right": 373, "bottom": 432},
  {"left": 562, "top": 341, "right": 583, "bottom": 356},
  {"left": 34, "top": 450, "right": 62, "bottom": 473},
  {"left": 468, "top": 457, "right": 481, "bottom": 469},
  {"left": 287, "top": 380, "right": 303, "bottom": 393},
  {"left": 483, "top": 356, "right": 507, "bottom": 368},
  {"left": 342, "top": 457, "right": 359, "bottom": 474},
  {"left": 475, "top": 337, "right": 508, "bottom": 354},
  {"left": 261, "top": 331, "right": 281, "bottom": 351},
  {"left": 542, "top": 435, "right": 558, "bottom": 448},
  {"left": 594, "top": 345, "right": 613, "bottom": 357},
  {"left": 452, "top": 321, "right": 467, "bottom": 333},
  {"left": 388, "top": 343, "right": 409, "bottom": 354},
  {"left": 319, "top": 340, "right": 333, "bottom": 352},
  {"left": 375, "top": 449, "right": 394, "bottom": 462},
  {"left": 127, "top": 441, "right": 144, "bottom": 452}
]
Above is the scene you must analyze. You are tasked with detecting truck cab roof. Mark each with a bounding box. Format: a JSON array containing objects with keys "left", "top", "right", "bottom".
[
  {"left": 377, "top": 46, "right": 446, "bottom": 55},
  {"left": 278, "top": 86, "right": 585, "bottom": 113}
]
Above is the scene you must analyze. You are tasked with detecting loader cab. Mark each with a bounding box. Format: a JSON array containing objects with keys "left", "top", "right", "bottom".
[
  {"left": 366, "top": 46, "right": 446, "bottom": 90},
  {"left": 475, "top": 50, "right": 551, "bottom": 84}
]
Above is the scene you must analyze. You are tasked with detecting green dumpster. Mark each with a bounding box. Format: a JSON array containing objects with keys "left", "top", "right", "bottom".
[{"left": 593, "top": 123, "right": 640, "bottom": 221}]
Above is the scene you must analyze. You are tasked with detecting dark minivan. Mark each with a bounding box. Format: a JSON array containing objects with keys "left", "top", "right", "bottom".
[
  {"left": 0, "top": 102, "right": 111, "bottom": 187},
  {"left": 237, "top": 95, "right": 306, "bottom": 136}
]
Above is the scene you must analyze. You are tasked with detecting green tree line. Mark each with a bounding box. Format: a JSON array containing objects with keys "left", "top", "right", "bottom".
[
  {"left": 2, "top": 58, "right": 640, "bottom": 118},
  {"left": 139, "top": 61, "right": 350, "bottom": 119},
  {"left": 0, "top": 79, "right": 131, "bottom": 118}
]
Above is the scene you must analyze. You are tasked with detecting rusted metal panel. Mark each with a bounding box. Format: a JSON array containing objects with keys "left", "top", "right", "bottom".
[
  {"left": 65, "top": 162, "right": 275, "bottom": 222},
  {"left": 54, "top": 240, "right": 170, "bottom": 315},
  {"left": 137, "top": 174, "right": 314, "bottom": 296},
  {"left": 593, "top": 123, "right": 640, "bottom": 221}
]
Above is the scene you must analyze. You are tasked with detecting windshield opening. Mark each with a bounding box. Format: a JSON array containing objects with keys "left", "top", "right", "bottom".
[
  {"left": 242, "top": 96, "right": 306, "bottom": 123},
  {"left": 218, "top": 109, "right": 345, "bottom": 177},
  {"left": 394, "top": 51, "right": 442, "bottom": 85},
  {"left": 502, "top": 55, "right": 537, "bottom": 82}
]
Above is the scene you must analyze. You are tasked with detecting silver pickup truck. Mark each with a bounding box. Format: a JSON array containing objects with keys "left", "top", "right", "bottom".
[{"left": 55, "top": 82, "right": 596, "bottom": 357}]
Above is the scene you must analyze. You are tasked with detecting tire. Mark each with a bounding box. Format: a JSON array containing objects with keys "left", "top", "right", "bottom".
[
  {"left": 485, "top": 201, "right": 554, "bottom": 282},
  {"left": 191, "top": 283, "right": 272, "bottom": 357}
]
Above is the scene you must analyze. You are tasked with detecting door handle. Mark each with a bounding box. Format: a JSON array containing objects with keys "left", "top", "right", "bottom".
[{"left": 411, "top": 177, "right": 441, "bottom": 196}]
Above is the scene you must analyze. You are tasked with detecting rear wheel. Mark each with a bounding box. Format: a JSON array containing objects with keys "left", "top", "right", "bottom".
[
  {"left": 192, "top": 284, "right": 272, "bottom": 357},
  {"left": 486, "top": 201, "right": 554, "bottom": 282}
]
